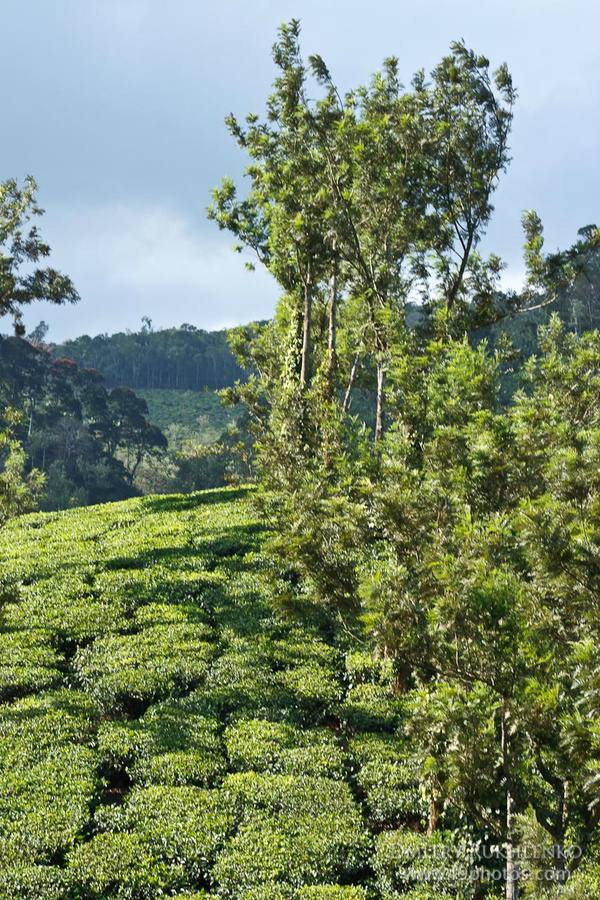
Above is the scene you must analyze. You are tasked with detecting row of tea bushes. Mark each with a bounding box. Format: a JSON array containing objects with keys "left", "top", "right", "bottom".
[{"left": 0, "top": 488, "right": 462, "bottom": 899}]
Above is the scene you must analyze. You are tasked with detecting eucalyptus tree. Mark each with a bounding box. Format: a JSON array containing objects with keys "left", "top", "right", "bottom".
[
  {"left": 210, "top": 22, "right": 515, "bottom": 446},
  {"left": 209, "top": 20, "right": 336, "bottom": 394},
  {"left": 424, "top": 44, "right": 515, "bottom": 313}
]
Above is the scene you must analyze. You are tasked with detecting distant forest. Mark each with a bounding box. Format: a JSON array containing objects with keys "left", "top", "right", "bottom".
[{"left": 52, "top": 321, "right": 248, "bottom": 391}]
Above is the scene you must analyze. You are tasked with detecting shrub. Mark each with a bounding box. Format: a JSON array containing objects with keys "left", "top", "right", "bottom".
[
  {"left": 0, "top": 629, "right": 60, "bottom": 700},
  {"left": 357, "top": 759, "right": 424, "bottom": 826},
  {"left": 372, "top": 830, "right": 473, "bottom": 900},
  {"left": 204, "top": 647, "right": 291, "bottom": 720},
  {"left": 98, "top": 700, "right": 227, "bottom": 787},
  {"left": 0, "top": 864, "right": 66, "bottom": 900},
  {"left": 347, "top": 733, "right": 425, "bottom": 827},
  {"left": 236, "top": 889, "right": 293, "bottom": 900},
  {"left": 220, "top": 772, "right": 360, "bottom": 820},
  {"left": 96, "top": 721, "right": 155, "bottom": 776},
  {"left": 276, "top": 662, "right": 343, "bottom": 723},
  {"left": 0, "top": 742, "right": 98, "bottom": 865},
  {"left": 215, "top": 772, "right": 370, "bottom": 894},
  {"left": 344, "top": 650, "right": 396, "bottom": 688},
  {"left": 74, "top": 623, "right": 214, "bottom": 714},
  {"left": 66, "top": 832, "right": 183, "bottom": 899},
  {"left": 95, "top": 785, "right": 233, "bottom": 883},
  {"left": 212, "top": 809, "right": 370, "bottom": 895},
  {"left": 0, "top": 693, "right": 99, "bottom": 865},
  {"left": 128, "top": 701, "right": 226, "bottom": 786},
  {"left": 224, "top": 718, "right": 345, "bottom": 779},
  {"left": 337, "top": 683, "right": 402, "bottom": 732},
  {"left": 131, "top": 749, "right": 227, "bottom": 787}
]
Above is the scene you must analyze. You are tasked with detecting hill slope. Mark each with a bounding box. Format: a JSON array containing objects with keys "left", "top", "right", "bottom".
[{"left": 0, "top": 489, "right": 429, "bottom": 900}]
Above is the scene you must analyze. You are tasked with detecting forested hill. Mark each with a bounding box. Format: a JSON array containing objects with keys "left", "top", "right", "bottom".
[{"left": 51, "top": 323, "right": 249, "bottom": 391}]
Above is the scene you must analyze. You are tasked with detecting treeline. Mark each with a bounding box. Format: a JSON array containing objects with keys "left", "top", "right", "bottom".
[
  {"left": 51, "top": 321, "right": 247, "bottom": 391},
  {"left": 0, "top": 337, "right": 167, "bottom": 509}
]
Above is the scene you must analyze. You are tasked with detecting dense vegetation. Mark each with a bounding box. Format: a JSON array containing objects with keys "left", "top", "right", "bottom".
[
  {"left": 0, "top": 487, "right": 419, "bottom": 899},
  {"left": 0, "top": 328, "right": 253, "bottom": 509},
  {"left": 52, "top": 321, "right": 246, "bottom": 391},
  {"left": 206, "top": 21, "right": 600, "bottom": 900},
  {"left": 1, "top": 486, "right": 600, "bottom": 899},
  {"left": 0, "top": 337, "right": 168, "bottom": 509},
  {"left": 2, "top": 18, "right": 600, "bottom": 900}
]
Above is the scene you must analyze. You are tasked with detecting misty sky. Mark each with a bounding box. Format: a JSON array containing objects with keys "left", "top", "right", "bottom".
[{"left": 1, "top": 0, "right": 599, "bottom": 341}]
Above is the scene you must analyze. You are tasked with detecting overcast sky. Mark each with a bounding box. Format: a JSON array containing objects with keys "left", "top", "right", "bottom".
[{"left": 1, "top": 0, "right": 598, "bottom": 341}]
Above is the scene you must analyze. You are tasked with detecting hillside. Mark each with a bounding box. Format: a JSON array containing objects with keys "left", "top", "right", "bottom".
[
  {"left": 134, "top": 389, "right": 239, "bottom": 443},
  {"left": 0, "top": 488, "right": 425, "bottom": 900},
  {"left": 51, "top": 326, "right": 246, "bottom": 392}
]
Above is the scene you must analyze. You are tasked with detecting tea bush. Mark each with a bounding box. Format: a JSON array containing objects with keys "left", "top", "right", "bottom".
[
  {"left": 74, "top": 623, "right": 215, "bottom": 714},
  {"left": 372, "top": 830, "right": 473, "bottom": 900},
  {"left": 0, "top": 487, "right": 446, "bottom": 898},
  {"left": 224, "top": 718, "right": 345, "bottom": 779},
  {"left": 0, "top": 692, "right": 99, "bottom": 865},
  {"left": 66, "top": 832, "right": 184, "bottom": 899},
  {"left": 338, "top": 683, "right": 403, "bottom": 732},
  {"left": 212, "top": 809, "right": 370, "bottom": 896},
  {"left": 347, "top": 734, "right": 425, "bottom": 827},
  {"left": 0, "top": 629, "right": 60, "bottom": 700},
  {"left": 0, "top": 864, "right": 67, "bottom": 900},
  {"left": 96, "top": 785, "right": 233, "bottom": 885}
]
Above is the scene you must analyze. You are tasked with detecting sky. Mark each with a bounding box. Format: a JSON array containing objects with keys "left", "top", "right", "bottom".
[{"left": 1, "top": 0, "right": 599, "bottom": 342}]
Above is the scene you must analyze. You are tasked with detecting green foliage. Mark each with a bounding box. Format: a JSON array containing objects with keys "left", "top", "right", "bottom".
[
  {"left": 136, "top": 389, "right": 238, "bottom": 440},
  {"left": 0, "top": 629, "right": 60, "bottom": 699},
  {"left": 224, "top": 718, "right": 345, "bottom": 778},
  {"left": 372, "top": 830, "right": 473, "bottom": 899},
  {"left": 0, "top": 865, "right": 67, "bottom": 900},
  {"left": 0, "top": 336, "right": 168, "bottom": 510},
  {"left": 0, "top": 487, "right": 389, "bottom": 897},
  {"left": 74, "top": 622, "right": 215, "bottom": 714},
  {"left": 66, "top": 832, "right": 184, "bottom": 899},
  {"left": 11, "top": 252, "right": 600, "bottom": 900},
  {"left": 53, "top": 324, "right": 245, "bottom": 392},
  {"left": 0, "top": 691, "right": 99, "bottom": 867},
  {"left": 338, "top": 682, "right": 402, "bottom": 733},
  {"left": 348, "top": 734, "right": 425, "bottom": 828},
  {"left": 0, "top": 175, "right": 79, "bottom": 334},
  {"left": 96, "top": 785, "right": 233, "bottom": 885},
  {"left": 97, "top": 698, "right": 226, "bottom": 787},
  {"left": 0, "top": 414, "right": 44, "bottom": 525},
  {"left": 213, "top": 774, "right": 370, "bottom": 894}
]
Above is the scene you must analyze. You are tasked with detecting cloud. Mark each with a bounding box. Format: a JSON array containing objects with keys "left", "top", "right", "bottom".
[{"left": 18, "top": 204, "right": 279, "bottom": 342}]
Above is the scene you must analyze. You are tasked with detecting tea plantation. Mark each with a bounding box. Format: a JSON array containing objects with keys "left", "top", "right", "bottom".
[{"left": 0, "top": 488, "right": 461, "bottom": 899}]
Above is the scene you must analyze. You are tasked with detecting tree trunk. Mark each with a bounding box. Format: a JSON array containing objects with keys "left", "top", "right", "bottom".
[
  {"left": 300, "top": 260, "right": 313, "bottom": 388},
  {"left": 375, "top": 363, "right": 386, "bottom": 443},
  {"left": 343, "top": 351, "right": 360, "bottom": 414},
  {"left": 502, "top": 699, "right": 519, "bottom": 900},
  {"left": 427, "top": 794, "right": 442, "bottom": 836},
  {"left": 326, "top": 253, "right": 338, "bottom": 401},
  {"left": 28, "top": 397, "right": 35, "bottom": 437},
  {"left": 551, "top": 780, "right": 569, "bottom": 888},
  {"left": 505, "top": 787, "right": 519, "bottom": 900},
  {"left": 447, "top": 230, "right": 474, "bottom": 309}
]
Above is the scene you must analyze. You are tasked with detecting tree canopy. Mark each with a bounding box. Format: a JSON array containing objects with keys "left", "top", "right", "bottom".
[{"left": 0, "top": 176, "right": 79, "bottom": 335}]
